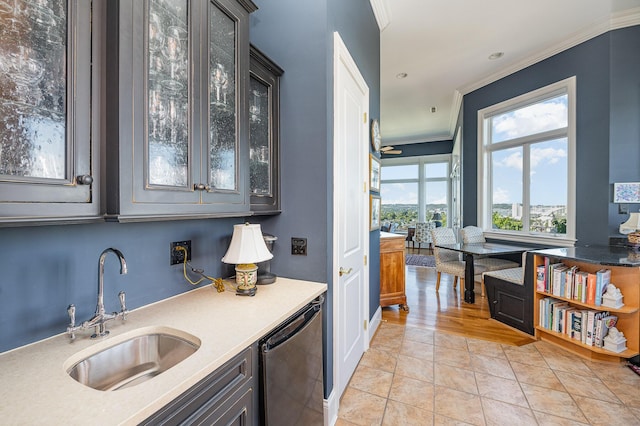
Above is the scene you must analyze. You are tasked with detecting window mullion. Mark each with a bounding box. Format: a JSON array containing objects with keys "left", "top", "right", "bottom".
[{"left": 522, "top": 144, "right": 531, "bottom": 232}]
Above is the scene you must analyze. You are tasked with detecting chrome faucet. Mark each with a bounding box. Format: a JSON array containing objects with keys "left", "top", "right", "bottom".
[{"left": 67, "top": 248, "right": 128, "bottom": 340}]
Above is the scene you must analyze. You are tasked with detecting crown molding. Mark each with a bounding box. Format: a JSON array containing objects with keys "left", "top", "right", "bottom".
[
  {"left": 370, "top": 0, "right": 390, "bottom": 31},
  {"left": 459, "top": 8, "right": 640, "bottom": 96}
]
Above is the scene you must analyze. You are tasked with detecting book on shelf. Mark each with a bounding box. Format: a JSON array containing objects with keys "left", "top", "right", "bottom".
[
  {"left": 586, "top": 273, "right": 597, "bottom": 305},
  {"left": 586, "top": 310, "right": 611, "bottom": 346},
  {"left": 552, "top": 264, "right": 568, "bottom": 297},
  {"left": 594, "top": 315, "right": 618, "bottom": 348},
  {"left": 565, "top": 266, "right": 578, "bottom": 299},
  {"left": 595, "top": 269, "right": 611, "bottom": 307},
  {"left": 575, "top": 271, "right": 589, "bottom": 303},
  {"left": 536, "top": 265, "right": 546, "bottom": 292}
]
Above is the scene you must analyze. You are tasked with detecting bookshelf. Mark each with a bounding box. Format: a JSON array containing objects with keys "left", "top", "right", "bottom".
[{"left": 533, "top": 247, "right": 640, "bottom": 363}]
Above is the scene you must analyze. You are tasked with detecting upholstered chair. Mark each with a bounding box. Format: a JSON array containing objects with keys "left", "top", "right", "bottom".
[
  {"left": 414, "top": 222, "right": 435, "bottom": 252},
  {"left": 460, "top": 226, "right": 519, "bottom": 272},
  {"left": 431, "top": 227, "right": 486, "bottom": 292}
]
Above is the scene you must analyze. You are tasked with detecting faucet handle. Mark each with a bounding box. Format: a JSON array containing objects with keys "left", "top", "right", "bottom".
[
  {"left": 67, "top": 304, "right": 76, "bottom": 340},
  {"left": 118, "top": 291, "right": 127, "bottom": 320}
]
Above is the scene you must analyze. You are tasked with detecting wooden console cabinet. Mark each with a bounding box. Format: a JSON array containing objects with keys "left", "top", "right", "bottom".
[{"left": 380, "top": 232, "right": 409, "bottom": 312}]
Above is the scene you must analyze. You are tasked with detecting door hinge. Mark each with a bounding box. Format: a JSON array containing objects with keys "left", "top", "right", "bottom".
[
  {"left": 364, "top": 181, "right": 367, "bottom": 192},
  {"left": 364, "top": 319, "right": 368, "bottom": 330},
  {"left": 364, "top": 255, "right": 367, "bottom": 266},
  {"left": 364, "top": 112, "right": 367, "bottom": 123}
]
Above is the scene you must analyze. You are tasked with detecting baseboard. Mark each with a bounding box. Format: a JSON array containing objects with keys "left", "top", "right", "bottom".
[
  {"left": 369, "top": 306, "right": 382, "bottom": 342},
  {"left": 324, "top": 388, "right": 339, "bottom": 426}
]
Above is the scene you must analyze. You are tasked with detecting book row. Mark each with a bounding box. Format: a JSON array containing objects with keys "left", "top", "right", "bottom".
[
  {"left": 536, "top": 258, "right": 613, "bottom": 306},
  {"left": 539, "top": 297, "right": 617, "bottom": 348}
]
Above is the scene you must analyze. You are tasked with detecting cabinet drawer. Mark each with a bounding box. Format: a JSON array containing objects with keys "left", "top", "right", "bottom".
[{"left": 141, "top": 346, "right": 253, "bottom": 425}]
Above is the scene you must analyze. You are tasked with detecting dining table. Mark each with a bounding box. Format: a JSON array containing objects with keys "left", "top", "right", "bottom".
[{"left": 434, "top": 242, "right": 533, "bottom": 303}]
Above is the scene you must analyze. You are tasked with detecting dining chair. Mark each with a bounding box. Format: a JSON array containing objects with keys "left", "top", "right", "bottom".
[
  {"left": 415, "top": 222, "right": 435, "bottom": 252},
  {"left": 431, "top": 227, "right": 486, "bottom": 293},
  {"left": 406, "top": 227, "right": 416, "bottom": 249},
  {"left": 460, "top": 226, "right": 519, "bottom": 273}
]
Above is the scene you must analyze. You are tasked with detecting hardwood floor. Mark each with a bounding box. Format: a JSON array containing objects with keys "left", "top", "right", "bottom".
[{"left": 381, "top": 249, "right": 535, "bottom": 347}]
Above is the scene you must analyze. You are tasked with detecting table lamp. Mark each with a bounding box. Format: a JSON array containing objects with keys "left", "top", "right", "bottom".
[{"left": 222, "top": 223, "right": 273, "bottom": 296}]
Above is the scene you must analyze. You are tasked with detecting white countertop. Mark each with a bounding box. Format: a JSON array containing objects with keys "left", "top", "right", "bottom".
[{"left": 0, "top": 278, "right": 327, "bottom": 425}]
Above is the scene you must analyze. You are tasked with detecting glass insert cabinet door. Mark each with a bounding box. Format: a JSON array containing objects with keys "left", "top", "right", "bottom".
[
  {"left": 146, "top": 0, "right": 190, "bottom": 189},
  {"left": 249, "top": 46, "right": 282, "bottom": 213},
  {"left": 0, "top": 0, "right": 93, "bottom": 208}
]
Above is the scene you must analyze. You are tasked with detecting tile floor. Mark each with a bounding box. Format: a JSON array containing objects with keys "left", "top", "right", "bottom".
[{"left": 336, "top": 322, "right": 640, "bottom": 425}]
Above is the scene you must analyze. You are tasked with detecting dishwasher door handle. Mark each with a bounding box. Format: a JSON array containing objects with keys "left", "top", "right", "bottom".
[{"left": 261, "top": 296, "right": 323, "bottom": 352}]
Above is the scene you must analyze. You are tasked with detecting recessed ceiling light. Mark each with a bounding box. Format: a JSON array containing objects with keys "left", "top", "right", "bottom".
[
  {"left": 488, "top": 52, "right": 504, "bottom": 60},
  {"left": 396, "top": 72, "right": 408, "bottom": 79}
]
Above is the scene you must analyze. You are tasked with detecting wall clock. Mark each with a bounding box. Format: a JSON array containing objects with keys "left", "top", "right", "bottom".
[{"left": 370, "top": 118, "right": 381, "bottom": 152}]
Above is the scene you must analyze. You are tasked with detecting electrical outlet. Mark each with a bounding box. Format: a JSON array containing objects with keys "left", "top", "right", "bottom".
[
  {"left": 171, "top": 240, "right": 192, "bottom": 265},
  {"left": 291, "top": 237, "right": 307, "bottom": 255}
]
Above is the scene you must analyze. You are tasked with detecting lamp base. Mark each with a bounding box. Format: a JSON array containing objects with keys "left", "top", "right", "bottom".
[{"left": 235, "top": 286, "right": 257, "bottom": 297}]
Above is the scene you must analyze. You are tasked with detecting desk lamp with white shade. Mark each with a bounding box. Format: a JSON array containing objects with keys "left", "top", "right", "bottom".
[{"left": 222, "top": 223, "right": 273, "bottom": 296}]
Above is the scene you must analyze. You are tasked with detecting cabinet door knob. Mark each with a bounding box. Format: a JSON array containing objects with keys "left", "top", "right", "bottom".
[
  {"left": 76, "top": 175, "right": 93, "bottom": 185},
  {"left": 194, "top": 183, "right": 206, "bottom": 190}
]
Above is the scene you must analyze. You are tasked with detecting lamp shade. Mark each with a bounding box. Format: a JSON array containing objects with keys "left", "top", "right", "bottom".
[{"left": 222, "top": 223, "right": 274, "bottom": 264}]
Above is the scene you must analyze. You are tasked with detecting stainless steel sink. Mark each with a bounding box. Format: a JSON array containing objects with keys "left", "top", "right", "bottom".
[{"left": 67, "top": 330, "right": 200, "bottom": 391}]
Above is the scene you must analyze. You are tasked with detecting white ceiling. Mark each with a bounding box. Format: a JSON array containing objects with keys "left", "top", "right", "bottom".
[{"left": 376, "top": 0, "right": 640, "bottom": 146}]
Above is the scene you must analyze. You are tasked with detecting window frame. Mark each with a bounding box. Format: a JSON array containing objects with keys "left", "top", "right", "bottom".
[
  {"left": 380, "top": 154, "right": 451, "bottom": 229},
  {"left": 477, "top": 76, "right": 577, "bottom": 247}
]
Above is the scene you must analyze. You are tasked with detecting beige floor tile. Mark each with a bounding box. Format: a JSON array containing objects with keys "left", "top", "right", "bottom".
[
  {"left": 532, "top": 411, "right": 590, "bottom": 425},
  {"left": 555, "top": 370, "right": 621, "bottom": 403},
  {"left": 434, "top": 332, "right": 469, "bottom": 351},
  {"left": 470, "top": 354, "right": 516, "bottom": 380},
  {"left": 382, "top": 399, "right": 434, "bottom": 426},
  {"left": 466, "top": 339, "right": 506, "bottom": 360},
  {"left": 434, "top": 345, "right": 472, "bottom": 368},
  {"left": 592, "top": 362, "right": 640, "bottom": 387},
  {"left": 502, "top": 342, "right": 540, "bottom": 355},
  {"left": 434, "top": 363, "right": 478, "bottom": 395},
  {"left": 434, "top": 386, "right": 485, "bottom": 426},
  {"left": 335, "top": 418, "right": 361, "bottom": 426},
  {"left": 400, "top": 339, "right": 434, "bottom": 361},
  {"left": 540, "top": 352, "right": 593, "bottom": 375},
  {"left": 388, "top": 374, "right": 435, "bottom": 412},
  {"left": 338, "top": 387, "right": 388, "bottom": 426},
  {"left": 433, "top": 414, "right": 476, "bottom": 425},
  {"left": 504, "top": 346, "right": 548, "bottom": 368},
  {"left": 520, "top": 383, "right": 587, "bottom": 423},
  {"left": 360, "top": 347, "right": 398, "bottom": 373},
  {"left": 395, "top": 354, "right": 434, "bottom": 383},
  {"left": 349, "top": 365, "right": 394, "bottom": 398},
  {"left": 573, "top": 395, "right": 640, "bottom": 425},
  {"left": 510, "top": 360, "right": 565, "bottom": 391},
  {"left": 404, "top": 326, "right": 435, "bottom": 345},
  {"left": 372, "top": 332, "right": 404, "bottom": 354},
  {"left": 481, "top": 398, "right": 537, "bottom": 426},
  {"left": 606, "top": 380, "right": 640, "bottom": 408},
  {"left": 475, "top": 372, "right": 528, "bottom": 407}
]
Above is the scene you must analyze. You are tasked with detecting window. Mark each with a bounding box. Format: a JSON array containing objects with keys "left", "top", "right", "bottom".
[
  {"left": 380, "top": 155, "right": 451, "bottom": 231},
  {"left": 478, "top": 77, "right": 576, "bottom": 246}
]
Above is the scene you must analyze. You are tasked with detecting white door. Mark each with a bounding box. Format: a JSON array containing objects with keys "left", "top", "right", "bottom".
[{"left": 332, "top": 32, "right": 369, "bottom": 399}]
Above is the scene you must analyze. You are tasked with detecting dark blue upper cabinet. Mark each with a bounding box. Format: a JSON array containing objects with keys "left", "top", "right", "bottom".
[
  {"left": 105, "top": 0, "right": 256, "bottom": 222},
  {"left": 0, "top": 1, "right": 100, "bottom": 225}
]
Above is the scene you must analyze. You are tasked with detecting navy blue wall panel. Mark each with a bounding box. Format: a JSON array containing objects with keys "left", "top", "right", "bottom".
[
  {"left": 609, "top": 26, "right": 640, "bottom": 234},
  {"left": 463, "top": 31, "right": 621, "bottom": 245},
  {"left": 250, "top": 0, "right": 380, "bottom": 398},
  {"left": 0, "top": 217, "right": 242, "bottom": 352}
]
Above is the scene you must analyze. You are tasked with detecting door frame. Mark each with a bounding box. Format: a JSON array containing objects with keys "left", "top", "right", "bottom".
[{"left": 331, "top": 31, "right": 370, "bottom": 402}]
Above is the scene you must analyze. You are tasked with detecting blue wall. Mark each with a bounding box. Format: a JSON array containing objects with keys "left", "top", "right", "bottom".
[
  {"left": 463, "top": 26, "right": 640, "bottom": 245},
  {"left": 609, "top": 25, "right": 640, "bottom": 233},
  {"left": 250, "top": 0, "right": 380, "bottom": 398},
  {"left": 0, "top": 217, "right": 243, "bottom": 352}
]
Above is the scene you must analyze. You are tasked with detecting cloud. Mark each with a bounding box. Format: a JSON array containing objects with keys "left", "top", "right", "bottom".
[
  {"left": 493, "top": 187, "right": 510, "bottom": 203},
  {"left": 531, "top": 145, "right": 566, "bottom": 168},
  {"left": 492, "top": 97, "right": 568, "bottom": 141},
  {"left": 494, "top": 150, "right": 523, "bottom": 171}
]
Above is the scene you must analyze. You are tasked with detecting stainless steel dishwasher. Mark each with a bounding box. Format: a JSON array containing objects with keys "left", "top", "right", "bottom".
[{"left": 260, "top": 295, "right": 324, "bottom": 425}]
